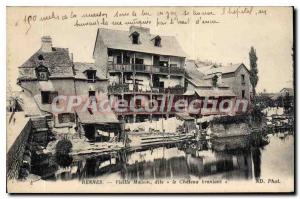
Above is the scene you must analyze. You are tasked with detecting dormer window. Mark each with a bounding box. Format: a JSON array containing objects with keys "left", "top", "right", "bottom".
[
  {"left": 241, "top": 74, "right": 245, "bottom": 85},
  {"left": 154, "top": 36, "right": 161, "bottom": 47},
  {"left": 130, "top": 32, "right": 140, "bottom": 44},
  {"left": 35, "top": 64, "right": 49, "bottom": 81},
  {"left": 38, "top": 54, "right": 44, "bottom": 60},
  {"left": 152, "top": 36, "right": 161, "bottom": 47},
  {"left": 86, "top": 69, "right": 97, "bottom": 83},
  {"left": 212, "top": 75, "right": 218, "bottom": 87}
]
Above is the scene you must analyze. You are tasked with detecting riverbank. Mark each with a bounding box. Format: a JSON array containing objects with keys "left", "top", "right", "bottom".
[{"left": 28, "top": 131, "right": 294, "bottom": 185}]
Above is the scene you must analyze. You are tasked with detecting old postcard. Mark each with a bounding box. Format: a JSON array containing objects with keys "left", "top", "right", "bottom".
[{"left": 6, "top": 6, "right": 294, "bottom": 193}]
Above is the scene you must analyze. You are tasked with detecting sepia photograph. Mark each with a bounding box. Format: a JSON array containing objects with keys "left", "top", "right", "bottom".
[{"left": 5, "top": 6, "right": 294, "bottom": 193}]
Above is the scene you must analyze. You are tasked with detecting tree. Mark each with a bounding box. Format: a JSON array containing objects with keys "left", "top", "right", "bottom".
[
  {"left": 56, "top": 138, "right": 72, "bottom": 155},
  {"left": 249, "top": 47, "right": 259, "bottom": 96}
]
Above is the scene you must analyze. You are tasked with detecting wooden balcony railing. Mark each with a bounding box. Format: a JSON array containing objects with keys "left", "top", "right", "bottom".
[
  {"left": 108, "top": 84, "right": 129, "bottom": 94},
  {"left": 108, "top": 63, "right": 185, "bottom": 75},
  {"left": 108, "top": 84, "right": 185, "bottom": 95}
]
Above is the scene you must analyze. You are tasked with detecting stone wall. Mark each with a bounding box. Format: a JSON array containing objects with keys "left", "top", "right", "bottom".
[
  {"left": 210, "top": 122, "right": 249, "bottom": 136},
  {"left": 222, "top": 65, "right": 252, "bottom": 100},
  {"left": 7, "top": 120, "right": 32, "bottom": 180}
]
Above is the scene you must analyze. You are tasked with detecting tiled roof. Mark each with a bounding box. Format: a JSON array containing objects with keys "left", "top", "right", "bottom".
[
  {"left": 186, "top": 61, "right": 247, "bottom": 88},
  {"left": 197, "top": 63, "right": 249, "bottom": 75},
  {"left": 94, "top": 27, "right": 187, "bottom": 58},
  {"left": 73, "top": 62, "right": 107, "bottom": 80},
  {"left": 183, "top": 90, "right": 195, "bottom": 96},
  {"left": 186, "top": 69, "right": 212, "bottom": 87},
  {"left": 185, "top": 60, "right": 211, "bottom": 87},
  {"left": 186, "top": 67, "right": 230, "bottom": 88},
  {"left": 195, "top": 88, "right": 236, "bottom": 97},
  {"left": 280, "top": 88, "right": 294, "bottom": 96},
  {"left": 18, "top": 47, "right": 74, "bottom": 80}
]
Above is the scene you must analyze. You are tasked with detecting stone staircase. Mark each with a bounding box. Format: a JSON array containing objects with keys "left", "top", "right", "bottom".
[
  {"left": 31, "top": 116, "right": 48, "bottom": 132},
  {"left": 30, "top": 115, "right": 54, "bottom": 145}
]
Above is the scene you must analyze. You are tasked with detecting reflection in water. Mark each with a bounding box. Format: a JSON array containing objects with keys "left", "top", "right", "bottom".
[
  {"left": 33, "top": 133, "right": 293, "bottom": 182},
  {"left": 55, "top": 154, "right": 73, "bottom": 168},
  {"left": 252, "top": 147, "right": 261, "bottom": 179}
]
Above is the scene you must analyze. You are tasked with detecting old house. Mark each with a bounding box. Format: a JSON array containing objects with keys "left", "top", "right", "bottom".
[
  {"left": 196, "top": 62, "right": 252, "bottom": 100},
  {"left": 18, "top": 36, "right": 121, "bottom": 142},
  {"left": 93, "top": 26, "right": 187, "bottom": 123},
  {"left": 279, "top": 88, "right": 294, "bottom": 97},
  {"left": 184, "top": 60, "right": 237, "bottom": 116},
  {"left": 18, "top": 36, "right": 76, "bottom": 127}
]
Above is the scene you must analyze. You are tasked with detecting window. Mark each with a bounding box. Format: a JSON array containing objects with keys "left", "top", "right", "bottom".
[
  {"left": 159, "top": 61, "right": 168, "bottom": 67},
  {"left": 153, "top": 76, "right": 160, "bottom": 88},
  {"left": 135, "top": 58, "right": 144, "bottom": 65},
  {"left": 135, "top": 99, "right": 142, "bottom": 108},
  {"left": 41, "top": 91, "right": 58, "bottom": 104},
  {"left": 212, "top": 75, "right": 218, "bottom": 87},
  {"left": 86, "top": 70, "right": 96, "bottom": 83},
  {"left": 159, "top": 81, "right": 164, "bottom": 88},
  {"left": 126, "top": 75, "right": 132, "bottom": 81},
  {"left": 116, "top": 56, "right": 122, "bottom": 64},
  {"left": 38, "top": 54, "right": 44, "bottom": 60},
  {"left": 123, "top": 55, "right": 130, "bottom": 64},
  {"left": 38, "top": 71, "right": 49, "bottom": 81},
  {"left": 58, "top": 113, "right": 75, "bottom": 123},
  {"left": 35, "top": 65, "right": 49, "bottom": 81},
  {"left": 242, "top": 90, "right": 245, "bottom": 99},
  {"left": 131, "top": 32, "right": 140, "bottom": 44},
  {"left": 89, "top": 91, "right": 96, "bottom": 102},
  {"left": 154, "top": 37, "right": 161, "bottom": 47},
  {"left": 241, "top": 74, "right": 245, "bottom": 84}
]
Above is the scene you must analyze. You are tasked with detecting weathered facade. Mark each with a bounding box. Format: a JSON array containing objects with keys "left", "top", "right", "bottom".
[
  {"left": 17, "top": 31, "right": 252, "bottom": 127},
  {"left": 17, "top": 36, "right": 120, "bottom": 140},
  {"left": 279, "top": 88, "right": 294, "bottom": 97},
  {"left": 18, "top": 36, "right": 77, "bottom": 126},
  {"left": 185, "top": 60, "right": 238, "bottom": 116},
  {"left": 93, "top": 26, "right": 187, "bottom": 123},
  {"left": 196, "top": 62, "right": 252, "bottom": 100}
]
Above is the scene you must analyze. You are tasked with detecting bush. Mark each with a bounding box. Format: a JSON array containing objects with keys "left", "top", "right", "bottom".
[
  {"left": 55, "top": 154, "right": 73, "bottom": 168},
  {"left": 55, "top": 138, "right": 72, "bottom": 155},
  {"left": 211, "top": 115, "right": 248, "bottom": 125},
  {"left": 251, "top": 105, "right": 264, "bottom": 122}
]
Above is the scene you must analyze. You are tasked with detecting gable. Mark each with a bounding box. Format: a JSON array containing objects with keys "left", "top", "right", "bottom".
[
  {"left": 93, "top": 27, "right": 187, "bottom": 58},
  {"left": 18, "top": 47, "right": 74, "bottom": 80},
  {"left": 235, "top": 64, "right": 250, "bottom": 75}
]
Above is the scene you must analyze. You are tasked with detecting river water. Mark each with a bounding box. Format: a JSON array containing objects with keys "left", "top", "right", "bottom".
[{"left": 37, "top": 131, "right": 294, "bottom": 182}]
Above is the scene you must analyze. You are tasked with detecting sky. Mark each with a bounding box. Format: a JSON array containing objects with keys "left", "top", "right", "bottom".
[{"left": 7, "top": 6, "right": 294, "bottom": 93}]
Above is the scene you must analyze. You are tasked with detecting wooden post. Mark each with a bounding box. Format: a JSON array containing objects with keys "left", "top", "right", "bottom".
[
  {"left": 121, "top": 51, "right": 124, "bottom": 64},
  {"left": 133, "top": 53, "right": 136, "bottom": 93},
  {"left": 168, "top": 57, "right": 171, "bottom": 74}
]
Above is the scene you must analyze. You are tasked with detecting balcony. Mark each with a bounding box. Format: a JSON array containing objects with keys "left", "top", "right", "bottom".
[
  {"left": 108, "top": 63, "right": 185, "bottom": 76},
  {"left": 108, "top": 84, "right": 185, "bottom": 95},
  {"left": 108, "top": 84, "right": 129, "bottom": 94}
]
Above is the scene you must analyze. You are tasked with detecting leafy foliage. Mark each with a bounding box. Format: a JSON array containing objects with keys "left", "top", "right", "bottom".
[
  {"left": 55, "top": 138, "right": 73, "bottom": 168},
  {"left": 249, "top": 47, "right": 259, "bottom": 96},
  {"left": 55, "top": 138, "right": 72, "bottom": 155},
  {"left": 252, "top": 94, "right": 275, "bottom": 108},
  {"left": 211, "top": 115, "right": 249, "bottom": 125}
]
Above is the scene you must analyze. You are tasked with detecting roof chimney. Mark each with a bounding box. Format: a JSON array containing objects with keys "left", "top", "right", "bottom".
[
  {"left": 41, "top": 36, "right": 52, "bottom": 52},
  {"left": 70, "top": 53, "right": 73, "bottom": 62}
]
